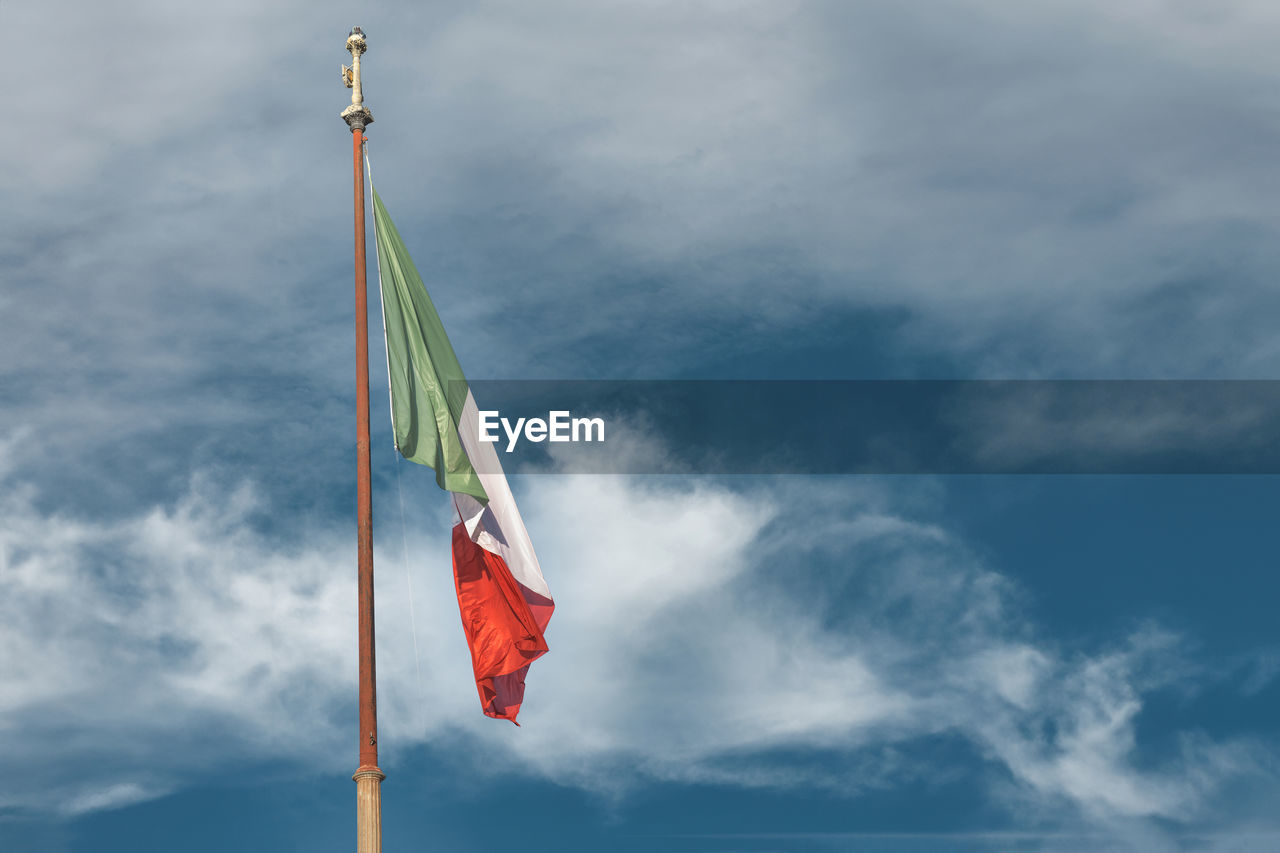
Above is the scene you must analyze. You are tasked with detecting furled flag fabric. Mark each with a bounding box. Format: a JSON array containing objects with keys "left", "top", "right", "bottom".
[{"left": 369, "top": 178, "right": 553, "bottom": 723}]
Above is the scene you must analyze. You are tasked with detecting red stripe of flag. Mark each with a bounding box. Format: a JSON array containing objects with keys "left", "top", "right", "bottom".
[{"left": 451, "top": 523, "right": 553, "bottom": 723}]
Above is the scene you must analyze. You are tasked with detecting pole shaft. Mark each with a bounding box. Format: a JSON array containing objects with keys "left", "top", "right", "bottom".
[
  {"left": 342, "top": 27, "right": 380, "bottom": 852},
  {"left": 352, "top": 126, "right": 384, "bottom": 852}
]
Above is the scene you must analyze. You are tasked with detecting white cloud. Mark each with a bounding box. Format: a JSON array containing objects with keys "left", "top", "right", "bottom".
[
  {"left": 0, "top": 432, "right": 1270, "bottom": 828},
  {"left": 964, "top": 633, "right": 1244, "bottom": 820},
  {"left": 61, "top": 783, "right": 166, "bottom": 818}
]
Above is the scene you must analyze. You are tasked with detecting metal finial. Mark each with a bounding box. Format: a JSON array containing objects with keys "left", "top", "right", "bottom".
[{"left": 341, "top": 26, "right": 374, "bottom": 132}]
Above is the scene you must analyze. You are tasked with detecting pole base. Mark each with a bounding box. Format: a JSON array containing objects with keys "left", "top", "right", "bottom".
[{"left": 353, "top": 765, "right": 385, "bottom": 853}]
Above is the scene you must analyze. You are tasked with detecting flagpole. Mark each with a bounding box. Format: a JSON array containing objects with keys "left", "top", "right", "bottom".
[{"left": 341, "top": 26, "right": 383, "bottom": 853}]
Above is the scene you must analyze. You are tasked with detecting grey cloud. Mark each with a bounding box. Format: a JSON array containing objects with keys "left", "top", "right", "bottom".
[{"left": 7, "top": 0, "right": 1280, "bottom": 518}]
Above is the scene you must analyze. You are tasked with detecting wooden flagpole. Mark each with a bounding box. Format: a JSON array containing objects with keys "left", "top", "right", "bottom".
[{"left": 340, "top": 26, "right": 383, "bottom": 853}]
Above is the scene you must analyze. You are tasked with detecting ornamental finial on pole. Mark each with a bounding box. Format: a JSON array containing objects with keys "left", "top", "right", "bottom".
[{"left": 341, "top": 26, "right": 374, "bottom": 132}]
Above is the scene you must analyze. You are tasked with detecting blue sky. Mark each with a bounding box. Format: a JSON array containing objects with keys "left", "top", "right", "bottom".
[{"left": 3, "top": 1, "right": 1280, "bottom": 850}]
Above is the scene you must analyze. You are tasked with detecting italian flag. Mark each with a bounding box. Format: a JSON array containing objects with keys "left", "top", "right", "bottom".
[{"left": 369, "top": 174, "right": 553, "bottom": 724}]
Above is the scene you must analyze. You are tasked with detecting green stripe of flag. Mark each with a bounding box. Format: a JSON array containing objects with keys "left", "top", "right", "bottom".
[{"left": 371, "top": 184, "right": 487, "bottom": 503}]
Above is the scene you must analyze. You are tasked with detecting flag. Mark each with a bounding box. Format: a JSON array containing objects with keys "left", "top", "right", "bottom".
[{"left": 369, "top": 177, "right": 553, "bottom": 724}]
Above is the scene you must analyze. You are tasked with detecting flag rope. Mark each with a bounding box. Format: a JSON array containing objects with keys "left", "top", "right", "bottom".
[
  {"left": 364, "top": 144, "right": 399, "bottom": 453},
  {"left": 366, "top": 142, "right": 426, "bottom": 728},
  {"left": 392, "top": 446, "right": 426, "bottom": 729}
]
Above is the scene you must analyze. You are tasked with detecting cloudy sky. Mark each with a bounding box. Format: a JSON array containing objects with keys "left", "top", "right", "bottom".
[{"left": 4, "top": 0, "right": 1280, "bottom": 850}]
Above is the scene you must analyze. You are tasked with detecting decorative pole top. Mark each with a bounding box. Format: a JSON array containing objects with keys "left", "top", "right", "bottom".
[{"left": 341, "top": 26, "right": 374, "bottom": 132}]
